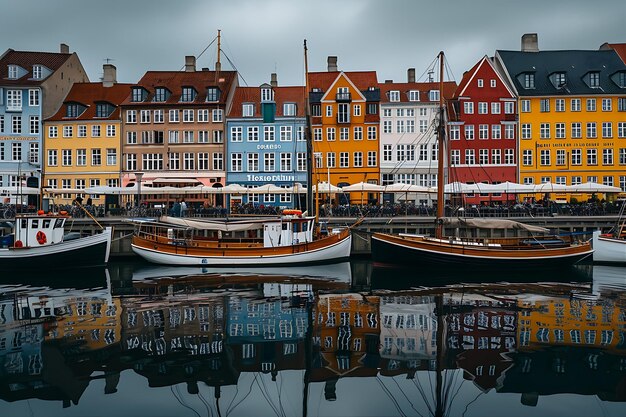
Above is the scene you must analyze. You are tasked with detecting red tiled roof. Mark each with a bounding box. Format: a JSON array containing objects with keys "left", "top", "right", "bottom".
[
  {"left": 228, "top": 86, "right": 306, "bottom": 117},
  {"left": 47, "top": 82, "right": 134, "bottom": 121},
  {"left": 0, "top": 49, "right": 73, "bottom": 85},
  {"left": 122, "top": 70, "right": 238, "bottom": 106},
  {"left": 308, "top": 71, "right": 378, "bottom": 92},
  {"left": 378, "top": 80, "right": 457, "bottom": 103},
  {"left": 605, "top": 43, "right": 626, "bottom": 64}
]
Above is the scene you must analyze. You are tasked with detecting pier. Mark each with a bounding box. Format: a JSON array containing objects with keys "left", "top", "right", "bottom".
[{"left": 67, "top": 215, "right": 619, "bottom": 258}]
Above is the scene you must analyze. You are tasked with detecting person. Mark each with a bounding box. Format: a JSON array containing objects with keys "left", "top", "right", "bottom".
[
  {"left": 180, "top": 199, "right": 188, "bottom": 217},
  {"left": 74, "top": 194, "right": 84, "bottom": 205},
  {"left": 172, "top": 199, "right": 181, "bottom": 217},
  {"left": 86, "top": 197, "right": 93, "bottom": 206}
]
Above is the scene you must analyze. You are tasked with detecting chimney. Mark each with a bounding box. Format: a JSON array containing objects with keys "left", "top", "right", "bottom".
[
  {"left": 270, "top": 73, "right": 278, "bottom": 87},
  {"left": 521, "top": 33, "right": 539, "bottom": 52},
  {"left": 185, "top": 56, "right": 196, "bottom": 72},
  {"left": 407, "top": 68, "right": 416, "bottom": 83},
  {"left": 60, "top": 43, "right": 69, "bottom": 54},
  {"left": 327, "top": 56, "right": 338, "bottom": 72},
  {"left": 102, "top": 64, "right": 117, "bottom": 87}
]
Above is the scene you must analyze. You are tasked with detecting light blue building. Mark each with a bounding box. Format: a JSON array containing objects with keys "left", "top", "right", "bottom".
[
  {"left": 225, "top": 80, "right": 307, "bottom": 209},
  {"left": 0, "top": 45, "right": 88, "bottom": 206}
]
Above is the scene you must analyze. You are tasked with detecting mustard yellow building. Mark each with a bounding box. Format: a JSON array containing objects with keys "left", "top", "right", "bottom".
[
  {"left": 495, "top": 38, "right": 626, "bottom": 201},
  {"left": 308, "top": 58, "right": 380, "bottom": 203},
  {"left": 44, "top": 65, "right": 131, "bottom": 205}
]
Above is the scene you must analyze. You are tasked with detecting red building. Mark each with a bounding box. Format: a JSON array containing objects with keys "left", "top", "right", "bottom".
[{"left": 448, "top": 56, "right": 518, "bottom": 205}]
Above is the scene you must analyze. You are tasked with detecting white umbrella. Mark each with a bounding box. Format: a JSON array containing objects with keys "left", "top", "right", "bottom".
[
  {"left": 383, "top": 183, "right": 431, "bottom": 193},
  {"left": 312, "top": 182, "right": 341, "bottom": 193},
  {"left": 341, "top": 181, "right": 384, "bottom": 192},
  {"left": 221, "top": 184, "right": 248, "bottom": 194},
  {"left": 566, "top": 182, "right": 621, "bottom": 193},
  {"left": 248, "top": 184, "right": 285, "bottom": 194},
  {"left": 533, "top": 182, "right": 568, "bottom": 193}
]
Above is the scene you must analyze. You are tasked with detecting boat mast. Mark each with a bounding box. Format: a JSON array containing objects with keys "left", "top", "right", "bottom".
[
  {"left": 436, "top": 51, "right": 446, "bottom": 238},
  {"left": 304, "top": 40, "right": 315, "bottom": 219}
]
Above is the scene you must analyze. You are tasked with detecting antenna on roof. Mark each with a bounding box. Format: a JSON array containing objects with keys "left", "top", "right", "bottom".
[
  {"left": 427, "top": 68, "right": 434, "bottom": 82},
  {"left": 103, "top": 58, "right": 115, "bottom": 64}
]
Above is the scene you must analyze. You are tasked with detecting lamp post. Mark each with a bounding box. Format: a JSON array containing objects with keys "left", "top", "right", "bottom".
[{"left": 135, "top": 172, "right": 144, "bottom": 207}]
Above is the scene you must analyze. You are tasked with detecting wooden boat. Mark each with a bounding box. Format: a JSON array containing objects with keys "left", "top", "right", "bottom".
[
  {"left": 371, "top": 52, "right": 593, "bottom": 270},
  {"left": 592, "top": 202, "right": 626, "bottom": 263},
  {"left": 0, "top": 211, "right": 112, "bottom": 269},
  {"left": 130, "top": 213, "right": 354, "bottom": 266}
]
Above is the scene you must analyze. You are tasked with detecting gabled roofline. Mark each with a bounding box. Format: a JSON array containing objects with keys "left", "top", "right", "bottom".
[
  {"left": 457, "top": 55, "right": 517, "bottom": 99},
  {"left": 493, "top": 51, "right": 520, "bottom": 97},
  {"left": 319, "top": 72, "right": 367, "bottom": 102}
]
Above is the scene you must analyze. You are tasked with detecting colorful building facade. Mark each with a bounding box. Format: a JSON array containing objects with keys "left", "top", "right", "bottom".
[
  {"left": 308, "top": 57, "right": 380, "bottom": 204},
  {"left": 44, "top": 65, "right": 131, "bottom": 205},
  {"left": 226, "top": 80, "right": 307, "bottom": 209},
  {"left": 0, "top": 44, "right": 88, "bottom": 205},
  {"left": 449, "top": 56, "right": 518, "bottom": 205},
  {"left": 495, "top": 36, "right": 626, "bottom": 201}
]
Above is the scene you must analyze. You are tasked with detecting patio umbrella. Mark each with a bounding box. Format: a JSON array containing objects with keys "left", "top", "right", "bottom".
[
  {"left": 312, "top": 182, "right": 342, "bottom": 193},
  {"left": 566, "top": 182, "right": 621, "bottom": 193},
  {"left": 341, "top": 181, "right": 384, "bottom": 192}
]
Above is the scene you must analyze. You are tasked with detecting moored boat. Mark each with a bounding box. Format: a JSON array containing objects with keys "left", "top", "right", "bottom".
[
  {"left": 0, "top": 211, "right": 112, "bottom": 269},
  {"left": 591, "top": 200, "right": 626, "bottom": 264},
  {"left": 370, "top": 52, "right": 593, "bottom": 270},
  {"left": 129, "top": 212, "right": 354, "bottom": 266}
]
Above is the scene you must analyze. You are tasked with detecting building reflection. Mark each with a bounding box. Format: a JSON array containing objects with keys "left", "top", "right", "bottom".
[{"left": 1, "top": 270, "right": 626, "bottom": 411}]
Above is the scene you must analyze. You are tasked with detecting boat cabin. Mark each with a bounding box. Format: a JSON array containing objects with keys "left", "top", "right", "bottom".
[
  {"left": 0, "top": 214, "right": 67, "bottom": 248},
  {"left": 263, "top": 216, "right": 315, "bottom": 247}
]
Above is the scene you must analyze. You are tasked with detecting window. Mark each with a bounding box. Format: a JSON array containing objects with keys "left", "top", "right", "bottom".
[
  {"left": 478, "top": 102, "right": 488, "bottom": 114},
  {"left": 182, "top": 109, "right": 194, "bottom": 122},
  {"left": 106, "top": 125, "right": 116, "bottom": 137},
  {"left": 619, "top": 122, "right": 626, "bottom": 138},
  {"left": 603, "top": 149, "right": 613, "bottom": 165},
  {"left": 505, "top": 149, "right": 514, "bottom": 164},
  {"left": 212, "top": 109, "right": 223, "bottom": 122},
  {"left": 169, "top": 109, "right": 179, "bottom": 123},
  {"left": 492, "top": 125, "right": 501, "bottom": 140},
  {"left": 450, "top": 125, "right": 460, "bottom": 140},
  {"left": 521, "top": 100, "right": 531, "bottom": 112},
  {"left": 91, "top": 149, "right": 102, "bottom": 166},
  {"left": 340, "top": 152, "right": 349, "bottom": 168},
  {"left": 602, "top": 98, "right": 612, "bottom": 112},
  {"left": 479, "top": 124, "right": 489, "bottom": 140},
  {"left": 465, "top": 125, "right": 475, "bottom": 140},
  {"left": 140, "top": 110, "right": 150, "bottom": 123},
  {"left": 280, "top": 153, "right": 291, "bottom": 171},
  {"left": 521, "top": 124, "right": 531, "bottom": 139},
  {"left": 197, "top": 109, "right": 209, "bottom": 122},
  {"left": 29, "top": 89, "right": 40, "bottom": 106},
  {"left": 77, "top": 149, "right": 86, "bottom": 166},
  {"left": 522, "top": 150, "right": 533, "bottom": 166},
  {"left": 586, "top": 122, "right": 597, "bottom": 138},
  {"left": 409, "top": 90, "right": 419, "bottom": 101},
  {"left": 429, "top": 90, "right": 440, "bottom": 101},
  {"left": 465, "top": 149, "right": 475, "bottom": 164},
  {"left": 340, "top": 127, "right": 349, "bottom": 141},
  {"left": 212, "top": 153, "right": 223, "bottom": 170},
  {"left": 450, "top": 149, "right": 460, "bottom": 165},
  {"left": 206, "top": 87, "right": 220, "bottom": 102},
  {"left": 231, "top": 126, "right": 243, "bottom": 142},
  {"left": 367, "top": 151, "right": 376, "bottom": 167},
  {"left": 247, "top": 153, "right": 259, "bottom": 172},
  {"left": 589, "top": 72, "right": 600, "bottom": 88},
  {"left": 7, "top": 89, "right": 22, "bottom": 111},
  {"left": 353, "top": 126, "right": 363, "bottom": 140},
  {"left": 389, "top": 90, "right": 400, "bottom": 102},
  {"left": 571, "top": 122, "right": 582, "bottom": 139},
  {"left": 540, "top": 99, "right": 550, "bottom": 112},
  {"left": 47, "top": 149, "right": 57, "bottom": 166},
  {"left": 264, "top": 153, "right": 275, "bottom": 171},
  {"left": 247, "top": 126, "right": 259, "bottom": 142},
  {"left": 504, "top": 102, "right": 515, "bottom": 114},
  {"left": 131, "top": 88, "right": 145, "bottom": 102},
  {"left": 556, "top": 149, "right": 566, "bottom": 166},
  {"left": 587, "top": 98, "right": 596, "bottom": 112},
  {"left": 571, "top": 149, "right": 582, "bottom": 165},
  {"left": 283, "top": 103, "right": 296, "bottom": 116},
  {"left": 587, "top": 148, "right": 597, "bottom": 165},
  {"left": 554, "top": 99, "right": 565, "bottom": 112},
  {"left": 491, "top": 102, "right": 501, "bottom": 114},
  {"left": 540, "top": 123, "right": 550, "bottom": 139},
  {"left": 602, "top": 122, "right": 613, "bottom": 138},
  {"left": 326, "top": 127, "right": 335, "bottom": 141},
  {"left": 264, "top": 126, "right": 275, "bottom": 141},
  {"left": 327, "top": 152, "right": 335, "bottom": 168},
  {"left": 479, "top": 149, "right": 489, "bottom": 164},
  {"left": 523, "top": 73, "right": 535, "bottom": 89},
  {"left": 231, "top": 153, "right": 242, "bottom": 172},
  {"left": 126, "top": 153, "right": 137, "bottom": 171},
  {"left": 280, "top": 126, "right": 292, "bottom": 141},
  {"left": 477, "top": 79, "right": 483, "bottom": 87},
  {"left": 354, "top": 152, "right": 363, "bottom": 167},
  {"left": 29, "top": 116, "right": 39, "bottom": 134},
  {"left": 383, "top": 144, "right": 392, "bottom": 161},
  {"left": 181, "top": 87, "right": 196, "bottom": 102},
  {"left": 8, "top": 65, "right": 19, "bottom": 79},
  {"left": 540, "top": 149, "right": 550, "bottom": 166},
  {"left": 107, "top": 149, "right": 117, "bottom": 166},
  {"left": 571, "top": 98, "right": 581, "bottom": 112},
  {"left": 154, "top": 87, "right": 168, "bottom": 102},
  {"left": 464, "top": 102, "right": 474, "bottom": 114}
]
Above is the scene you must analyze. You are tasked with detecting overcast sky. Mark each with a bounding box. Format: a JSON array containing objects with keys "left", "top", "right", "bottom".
[{"left": 2, "top": 0, "right": 625, "bottom": 87}]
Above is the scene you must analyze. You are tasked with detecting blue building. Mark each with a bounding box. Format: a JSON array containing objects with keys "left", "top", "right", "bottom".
[
  {"left": 226, "top": 79, "right": 307, "bottom": 210},
  {"left": 0, "top": 44, "right": 88, "bottom": 206}
]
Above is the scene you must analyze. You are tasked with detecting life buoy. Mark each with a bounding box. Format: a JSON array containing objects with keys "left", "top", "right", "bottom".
[
  {"left": 283, "top": 209, "right": 302, "bottom": 216},
  {"left": 14, "top": 240, "right": 23, "bottom": 248},
  {"left": 36, "top": 231, "right": 47, "bottom": 245}
]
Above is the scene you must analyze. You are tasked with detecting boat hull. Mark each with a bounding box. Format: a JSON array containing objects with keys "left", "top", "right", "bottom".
[
  {"left": 592, "top": 230, "right": 626, "bottom": 264},
  {"left": 371, "top": 233, "right": 593, "bottom": 270},
  {"left": 131, "top": 231, "right": 352, "bottom": 266},
  {"left": 0, "top": 227, "right": 112, "bottom": 270}
]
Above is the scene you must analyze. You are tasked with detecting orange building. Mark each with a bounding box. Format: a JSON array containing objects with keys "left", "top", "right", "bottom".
[{"left": 308, "top": 57, "right": 380, "bottom": 204}]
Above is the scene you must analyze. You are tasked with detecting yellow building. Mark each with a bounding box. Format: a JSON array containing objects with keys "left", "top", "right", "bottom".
[
  {"left": 308, "top": 57, "right": 380, "bottom": 203},
  {"left": 495, "top": 39, "right": 626, "bottom": 201},
  {"left": 44, "top": 65, "right": 131, "bottom": 206}
]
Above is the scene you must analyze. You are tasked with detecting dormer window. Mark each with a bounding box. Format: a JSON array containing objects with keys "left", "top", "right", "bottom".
[
  {"left": 242, "top": 103, "right": 254, "bottom": 117},
  {"left": 283, "top": 103, "right": 296, "bottom": 116},
  {"left": 389, "top": 90, "right": 400, "bottom": 102},
  {"left": 477, "top": 79, "right": 483, "bottom": 88},
  {"left": 609, "top": 71, "right": 626, "bottom": 89},
  {"left": 588, "top": 72, "right": 600, "bottom": 88},
  {"left": 206, "top": 87, "right": 220, "bottom": 102},
  {"left": 180, "top": 87, "right": 196, "bottom": 102},
  {"left": 408, "top": 90, "right": 419, "bottom": 101},
  {"left": 429, "top": 90, "right": 440, "bottom": 102},
  {"left": 96, "top": 102, "right": 114, "bottom": 118},
  {"left": 31, "top": 65, "right": 43, "bottom": 79},
  {"left": 153, "top": 87, "right": 169, "bottom": 102},
  {"left": 551, "top": 72, "right": 567, "bottom": 88},
  {"left": 131, "top": 87, "right": 147, "bottom": 102},
  {"left": 261, "top": 87, "right": 274, "bottom": 102},
  {"left": 66, "top": 103, "right": 79, "bottom": 118},
  {"left": 523, "top": 73, "right": 535, "bottom": 89},
  {"left": 8, "top": 65, "right": 19, "bottom": 79}
]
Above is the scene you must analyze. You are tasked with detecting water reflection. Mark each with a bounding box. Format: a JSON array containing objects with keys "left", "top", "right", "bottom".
[{"left": 0, "top": 262, "right": 625, "bottom": 416}]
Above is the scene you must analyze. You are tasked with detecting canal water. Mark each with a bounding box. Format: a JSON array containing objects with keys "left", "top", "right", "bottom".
[{"left": 1, "top": 259, "right": 625, "bottom": 417}]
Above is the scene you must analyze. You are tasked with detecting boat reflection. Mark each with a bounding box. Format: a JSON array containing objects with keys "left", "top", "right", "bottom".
[{"left": 1, "top": 263, "right": 626, "bottom": 416}]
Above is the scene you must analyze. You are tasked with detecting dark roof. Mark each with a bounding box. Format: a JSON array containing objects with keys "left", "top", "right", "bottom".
[
  {"left": 308, "top": 71, "right": 379, "bottom": 96},
  {"left": 601, "top": 43, "right": 626, "bottom": 64},
  {"left": 122, "top": 70, "right": 238, "bottom": 106},
  {"left": 496, "top": 49, "right": 626, "bottom": 96},
  {"left": 0, "top": 49, "right": 73, "bottom": 86},
  {"left": 47, "top": 82, "right": 134, "bottom": 121},
  {"left": 379, "top": 81, "right": 457, "bottom": 103},
  {"left": 228, "top": 86, "right": 306, "bottom": 118}
]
